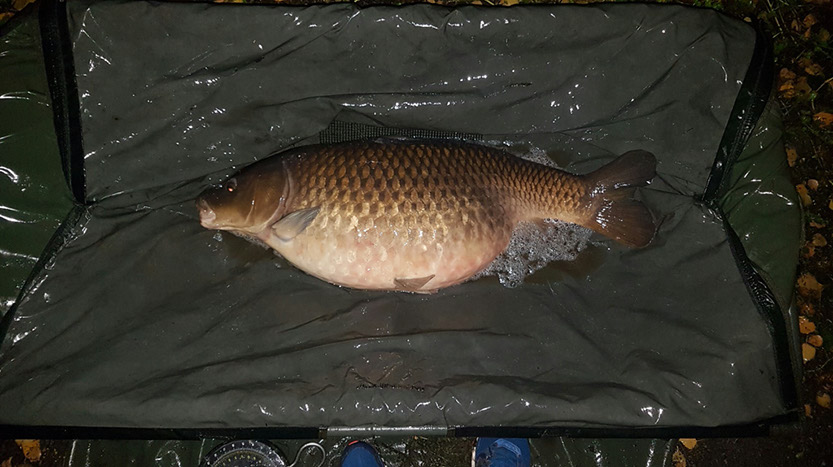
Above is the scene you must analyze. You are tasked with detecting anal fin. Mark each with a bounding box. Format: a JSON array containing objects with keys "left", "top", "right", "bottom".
[{"left": 394, "top": 275, "right": 435, "bottom": 293}]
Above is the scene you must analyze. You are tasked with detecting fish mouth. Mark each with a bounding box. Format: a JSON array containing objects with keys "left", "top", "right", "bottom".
[{"left": 196, "top": 198, "right": 218, "bottom": 228}]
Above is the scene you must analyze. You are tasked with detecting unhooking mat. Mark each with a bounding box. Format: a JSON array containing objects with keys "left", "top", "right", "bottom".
[{"left": 0, "top": 0, "right": 801, "bottom": 437}]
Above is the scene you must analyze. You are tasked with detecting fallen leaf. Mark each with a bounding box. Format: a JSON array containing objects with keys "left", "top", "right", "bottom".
[
  {"left": 672, "top": 446, "right": 687, "bottom": 467},
  {"left": 803, "top": 244, "right": 816, "bottom": 258},
  {"left": 795, "top": 77, "right": 812, "bottom": 97},
  {"left": 814, "top": 112, "right": 833, "bottom": 129},
  {"left": 807, "top": 179, "right": 819, "bottom": 190},
  {"left": 780, "top": 68, "right": 797, "bottom": 81},
  {"left": 804, "top": 14, "right": 817, "bottom": 29},
  {"left": 796, "top": 184, "right": 812, "bottom": 206},
  {"left": 680, "top": 438, "right": 697, "bottom": 449},
  {"left": 810, "top": 220, "right": 826, "bottom": 228},
  {"left": 817, "top": 392, "right": 831, "bottom": 408},
  {"left": 787, "top": 147, "right": 798, "bottom": 167},
  {"left": 805, "top": 403, "right": 813, "bottom": 417},
  {"left": 801, "top": 302, "right": 816, "bottom": 316},
  {"left": 830, "top": 199, "right": 833, "bottom": 211},
  {"left": 812, "top": 233, "right": 827, "bottom": 246},
  {"left": 805, "top": 63, "right": 823, "bottom": 76},
  {"left": 791, "top": 19, "right": 802, "bottom": 33},
  {"left": 14, "top": 440, "right": 41, "bottom": 463},
  {"left": 803, "top": 343, "right": 816, "bottom": 362},
  {"left": 779, "top": 80, "right": 794, "bottom": 96},
  {"left": 798, "top": 273, "right": 824, "bottom": 299},
  {"left": 798, "top": 58, "right": 822, "bottom": 77},
  {"left": 778, "top": 69, "right": 799, "bottom": 98},
  {"left": 820, "top": 28, "right": 831, "bottom": 43},
  {"left": 1, "top": 457, "right": 10, "bottom": 467},
  {"left": 808, "top": 334, "right": 824, "bottom": 347},
  {"left": 799, "top": 316, "right": 816, "bottom": 334}
]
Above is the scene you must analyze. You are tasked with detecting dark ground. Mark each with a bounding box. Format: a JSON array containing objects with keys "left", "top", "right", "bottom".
[{"left": 1, "top": 0, "right": 832, "bottom": 465}]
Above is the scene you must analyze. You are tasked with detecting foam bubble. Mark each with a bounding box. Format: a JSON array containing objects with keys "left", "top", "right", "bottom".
[
  {"left": 517, "top": 146, "right": 560, "bottom": 168},
  {"left": 482, "top": 141, "right": 562, "bottom": 169},
  {"left": 474, "top": 219, "right": 592, "bottom": 287}
]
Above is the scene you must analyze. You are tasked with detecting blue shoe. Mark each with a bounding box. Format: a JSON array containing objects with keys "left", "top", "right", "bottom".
[
  {"left": 473, "top": 438, "right": 531, "bottom": 467},
  {"left": 340, "top": 441, "right": 384, "bottom": 467}
]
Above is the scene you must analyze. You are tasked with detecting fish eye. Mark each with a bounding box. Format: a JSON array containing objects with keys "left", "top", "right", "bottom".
[{"left": 226, "top": 178, "right": 238, "bottom": 192}]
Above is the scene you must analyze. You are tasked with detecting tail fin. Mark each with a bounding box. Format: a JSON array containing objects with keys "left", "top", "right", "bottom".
[
  {"left": 588, "top": 150, "right": 657, "bottom": 191},
  {"left": 585, "top": 150, "right": 657, "bottom": 248}
]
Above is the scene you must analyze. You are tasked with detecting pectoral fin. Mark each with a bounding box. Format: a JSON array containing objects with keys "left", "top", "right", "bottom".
[
  {"left": 272, "top": 207, "right": 320, "bottom": 241},
  {"left": 394, "top": 275, "right": 435, "bottom": 292}
]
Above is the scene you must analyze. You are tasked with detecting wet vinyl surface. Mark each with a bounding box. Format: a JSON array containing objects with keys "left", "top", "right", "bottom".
[
  {"left": 0, "top": 0, "right": 800, "bottom": 434},
  {"left": 0, "top": 3, "right": 73, "bottom": 318},
  {"left": 0, "top": 437, "right": 676, "bottom": 466}
]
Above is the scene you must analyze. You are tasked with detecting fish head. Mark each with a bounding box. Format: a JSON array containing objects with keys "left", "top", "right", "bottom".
[{"left": 196, "top": 162, "right": 289, "bottom": 236}]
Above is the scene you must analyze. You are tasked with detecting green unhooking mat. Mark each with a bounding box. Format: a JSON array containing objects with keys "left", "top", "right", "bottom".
[{"left": 0, "top": 0, "right": 801, "bottom": 437}]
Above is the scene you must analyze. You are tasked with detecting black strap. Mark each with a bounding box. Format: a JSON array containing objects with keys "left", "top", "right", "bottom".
[
  {"left": 701, "top": 25, "right": 798, "bottom": 412},
  {"left": 702, "top": 24, "right": 774, "bottom": 202},
  {"left": 39, "top": 0, "right": 86, "bottom": 203}
]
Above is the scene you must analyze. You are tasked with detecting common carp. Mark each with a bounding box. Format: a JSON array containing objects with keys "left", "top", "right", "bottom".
[{"left": 197, "top": 139, "right": 656, "bottom": 292}]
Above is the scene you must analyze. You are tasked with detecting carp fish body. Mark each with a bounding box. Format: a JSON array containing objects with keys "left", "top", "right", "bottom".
[{"left": 197, "top": 139, "right": 656, "bottom": 293}]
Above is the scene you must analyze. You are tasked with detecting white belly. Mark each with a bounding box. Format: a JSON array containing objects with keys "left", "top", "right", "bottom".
[{"left": 266, "top": 230, "right": 506, "bottom": 292}]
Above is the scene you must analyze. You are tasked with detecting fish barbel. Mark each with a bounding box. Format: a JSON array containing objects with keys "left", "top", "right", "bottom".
[{"left": 197, "top": 139, "right": 656, "bottom": 292}]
